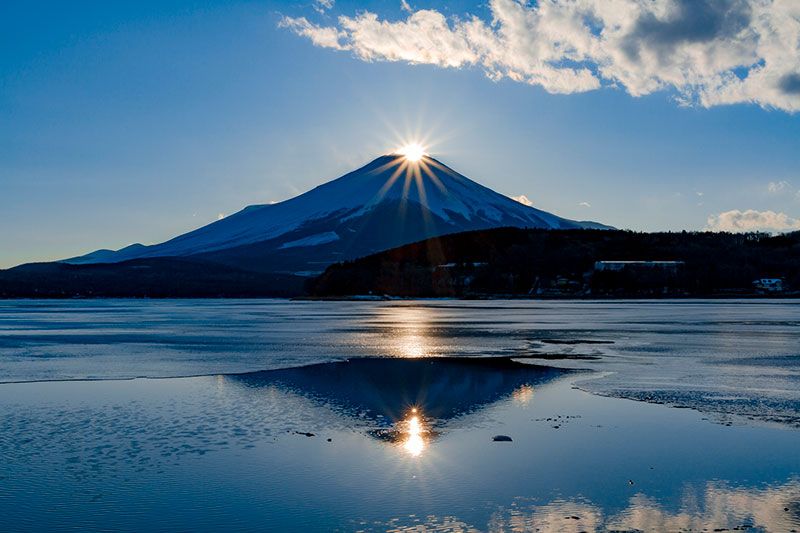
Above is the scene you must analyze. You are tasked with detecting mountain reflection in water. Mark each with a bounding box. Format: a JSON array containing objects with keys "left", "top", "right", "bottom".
[
  {"left": 230, "top": 357, "right": 568, "bottom": 452},
  {"left": 227, "top": 358, "right": 800, "bottom": 531},
  {"left": 232, "top": 357, "right": 567, "bottom": 424},
  {"left": 1, "top": 357, "right": 799, "bottom": 531}
]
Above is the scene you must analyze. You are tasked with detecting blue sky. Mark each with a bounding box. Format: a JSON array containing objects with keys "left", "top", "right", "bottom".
[{"left": 2, "top": 0, "right": 799, "bottom": 268}]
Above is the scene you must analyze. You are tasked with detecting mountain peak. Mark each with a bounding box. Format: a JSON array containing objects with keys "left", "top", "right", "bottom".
[{"left": 63, "top": 154, "right": 610, "bottom": 270}]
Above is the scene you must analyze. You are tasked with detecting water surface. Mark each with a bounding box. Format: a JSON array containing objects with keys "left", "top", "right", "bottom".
[
  {"left": 1, "top": 299, "right": 798, "bottom": 425},
  {"left": 1, "top": 358, "right": 799, "bottom": 531},
  {"left": 2, "top": 299, "right": 800, "bottom": 531}
]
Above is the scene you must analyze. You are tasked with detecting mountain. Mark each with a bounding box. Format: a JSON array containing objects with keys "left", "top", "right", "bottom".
[{"left": 65, "top": 154, "right": 610, "bottom": 275}]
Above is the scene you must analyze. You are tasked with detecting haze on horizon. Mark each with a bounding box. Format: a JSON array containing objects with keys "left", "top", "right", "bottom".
[{"left": 2, "top": 0, "right": 799, "bottom": 269}]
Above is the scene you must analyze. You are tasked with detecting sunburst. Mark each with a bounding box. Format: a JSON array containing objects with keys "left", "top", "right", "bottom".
[{"left": 397, "top": 143, "right": 426, "bottom": 162}]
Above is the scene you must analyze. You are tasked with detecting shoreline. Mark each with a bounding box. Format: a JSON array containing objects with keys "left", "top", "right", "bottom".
[{"left": 2, "top": 293, "right": 800, "bottom": 301}]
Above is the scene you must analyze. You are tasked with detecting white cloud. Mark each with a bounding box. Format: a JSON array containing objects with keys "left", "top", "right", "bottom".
[
  {"left": 706, "top": 209, "right": 800, "bottom": 232},
  {"left": 313, "top": 0, "right": 334, "bottom": 14},
  {"left": 578, "top": 201, "right": 591, "bottom": 207},
  {"left": 767, "top": 180, "right": 790, "bottom": 193},
  {"left": 512, "top": 194, "right": 533, "bottom": 206},
  {"left": 282, "top": 0, "right": 800, "bottom": 112},
  {"left": 279, "top": 17, "right": 347, "bottom": 50}
]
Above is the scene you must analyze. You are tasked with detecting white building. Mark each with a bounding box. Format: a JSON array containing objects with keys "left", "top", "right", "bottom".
[
  {"left": 594, "top": 261, "right": 684, "bottom": 272},
  {"left": 753, "top": 278, "right": 784, "bottom": 292}
]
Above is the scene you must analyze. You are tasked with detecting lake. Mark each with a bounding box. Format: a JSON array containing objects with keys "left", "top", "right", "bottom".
[{"left": 1, "top": 299, "right": 799, "bottom": 531}]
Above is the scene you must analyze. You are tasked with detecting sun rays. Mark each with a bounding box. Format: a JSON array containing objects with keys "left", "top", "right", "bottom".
[
  {"left": 369, "top": 145, "right": 454, "bottom": 212},
  {"left": 355, "top": 147, "right": 457, "bottom": 269},
  {"left": 397, "top": 143, "right": 426, "bottom": 162}
]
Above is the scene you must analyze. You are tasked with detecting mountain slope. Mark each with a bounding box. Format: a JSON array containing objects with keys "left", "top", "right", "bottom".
[{"left": 65, "top": 154, "right": 610, "bottom": 274}]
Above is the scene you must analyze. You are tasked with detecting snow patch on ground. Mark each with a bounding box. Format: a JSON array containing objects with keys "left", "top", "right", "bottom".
[{"left": 280, "top": 231, "right": 340, "bottom": 249}]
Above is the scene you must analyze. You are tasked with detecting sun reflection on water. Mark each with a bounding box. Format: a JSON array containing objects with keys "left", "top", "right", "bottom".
[
  {"left": 512, "top": 384, "right": 535, "bottom": 405},
  {"left": 401, "top": 407, "right": 428, "bottom": 457},
  {"left": 382, "top": 306, "right": 437, "bottom": 359},
  {"left": 399, "top": 334, "right": 427, "bottom": 358}
]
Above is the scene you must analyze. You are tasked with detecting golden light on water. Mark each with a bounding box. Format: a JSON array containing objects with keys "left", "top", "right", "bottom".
[
  {"left": 381, "top": 306, "right": 437, "bottom": 358},
  {"left": 400, "top": 333, "right": 427, "bottom": 358},
  {"left": 371, "top": 405, "right": 432, "bottom": 457},
  {"left": 403, "top": 414, "right": 426, "bottom": 457},
  {"left": 512, "top": 384, "right": 535, "bottom": 405}
]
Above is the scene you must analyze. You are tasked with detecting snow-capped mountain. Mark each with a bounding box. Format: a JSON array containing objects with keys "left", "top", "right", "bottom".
[{"left": 66, "top": 154, "right": 609, "bottom": 274}]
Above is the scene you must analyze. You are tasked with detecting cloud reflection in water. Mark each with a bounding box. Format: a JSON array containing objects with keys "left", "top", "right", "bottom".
[{"left": 381, "top": 480, "right": 800, "bottom": 532}]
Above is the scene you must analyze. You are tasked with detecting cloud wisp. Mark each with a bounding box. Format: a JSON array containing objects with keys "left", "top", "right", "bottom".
[
  {"left": 313, "top": 0, "right": 334, "bottom": 15},
  {"left": 281, "top": 0, "right": 800, "bottom": 112},
  {"left": 512, "top": 194, "right": 534, "bottom": 206},
  {"left": 707, "top": 209, "right": 800, "bottom": 232},
  {"left": 767, "top": 180, "right": 790, "bottom": 193}
]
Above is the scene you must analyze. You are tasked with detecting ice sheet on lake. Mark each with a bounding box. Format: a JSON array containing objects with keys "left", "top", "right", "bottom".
[{"left": 0, "top": 299, "right": 798, "bottom": 427}]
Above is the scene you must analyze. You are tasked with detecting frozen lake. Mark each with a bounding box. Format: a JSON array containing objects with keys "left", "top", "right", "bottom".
[
  {"left": 1, "top": 299, "right": 799, "bottom": 426},
  {"left": 1, "top": 299, "right": 799, "bottom": 531}
]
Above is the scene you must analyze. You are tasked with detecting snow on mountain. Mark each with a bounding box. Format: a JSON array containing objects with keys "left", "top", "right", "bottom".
[
  {"left": 65, "top": 154, "right": 609, "bottom": 270},
  {"left": 279, "top": 231, "right": 340, "bottom": 249}
]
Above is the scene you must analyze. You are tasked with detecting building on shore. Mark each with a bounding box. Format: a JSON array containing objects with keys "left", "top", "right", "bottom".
[
  {"left": 753, "top": 278, "right": 784, "bottom": 293},
  {"left": 592, "top": 260, "right": 686, "bottom": 296},
  {"left": 594, "top": 261, "right": 685, "bottom": 272}
]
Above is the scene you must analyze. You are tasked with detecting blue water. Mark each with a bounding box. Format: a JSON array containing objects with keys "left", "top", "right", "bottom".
[
  {"left": 1, "top": 299, "right": 799, "bottom": 531},
  {"left": 1, "top": 361, "right": 799, "bottom": 531}
]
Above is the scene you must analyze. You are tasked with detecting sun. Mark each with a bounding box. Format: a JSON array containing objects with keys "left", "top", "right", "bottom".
[{"left": 397, "top": 143, "right": 427, "bottom": 162}]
